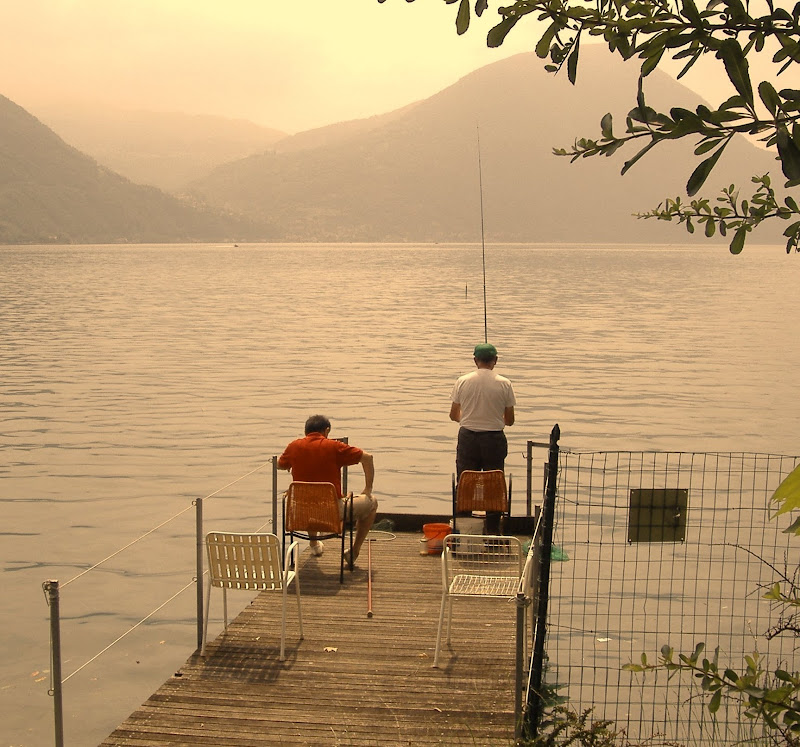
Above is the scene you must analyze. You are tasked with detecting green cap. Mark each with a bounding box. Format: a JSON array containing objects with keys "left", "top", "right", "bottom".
[{"left": 473, "top": 343, "right": 498, "bottom": 360}]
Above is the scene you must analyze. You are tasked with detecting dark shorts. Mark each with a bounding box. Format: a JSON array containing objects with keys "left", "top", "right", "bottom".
[{"left": 456, "top": 428, "right": 508, "bottom": 478}]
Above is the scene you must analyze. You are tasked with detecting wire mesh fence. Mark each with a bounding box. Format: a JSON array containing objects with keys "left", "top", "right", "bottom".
[{"left": 542, "top": 449, "right": 800, "bottom": 744}]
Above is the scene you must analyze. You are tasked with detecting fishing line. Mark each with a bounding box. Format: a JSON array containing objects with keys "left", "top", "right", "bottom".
[{"left": 477, "top": 126, "right": 488, "bottom": 343}]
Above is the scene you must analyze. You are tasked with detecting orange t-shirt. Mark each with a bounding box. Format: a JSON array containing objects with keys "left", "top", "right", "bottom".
[{"left": 278, "top": 433, "right": 363, "bottom": 498}]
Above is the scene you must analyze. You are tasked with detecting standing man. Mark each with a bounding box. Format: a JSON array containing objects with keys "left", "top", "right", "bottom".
[
  {"left": 278, "top": 414, "right": 376, "bottom": 565},
  {"left": 449, "top": 343, "right": 516, "bottom": 478}
]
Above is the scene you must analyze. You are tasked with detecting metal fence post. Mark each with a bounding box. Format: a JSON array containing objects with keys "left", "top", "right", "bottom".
[
  {"left": 526, "top": 423, "right": 560, "bottom": 737},
  {"left": 43, "top": 579, "right": 64, "bottom": 747},
  {"left": 195, "top": 497, "right": 204, "bottom": 651},
  {"left": 526, "top": 440, "right": 533, "bottom": 516}
]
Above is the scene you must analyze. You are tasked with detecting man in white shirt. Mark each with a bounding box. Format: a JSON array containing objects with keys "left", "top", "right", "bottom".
[{"left": 449, "top": 342, "right": 516, "bottom": 478}]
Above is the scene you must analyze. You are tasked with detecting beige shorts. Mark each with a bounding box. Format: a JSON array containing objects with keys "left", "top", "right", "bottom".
[{"left": 339, "top": 493, "right": 377, "bottom": 521}]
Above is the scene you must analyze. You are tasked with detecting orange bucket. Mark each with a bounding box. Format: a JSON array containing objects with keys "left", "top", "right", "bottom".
[{"left": 422, "top": 523, "right": 451, "bottom": 555}]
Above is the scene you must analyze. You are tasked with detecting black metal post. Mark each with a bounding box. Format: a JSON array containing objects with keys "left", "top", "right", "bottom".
[
  {"left": 195, "top": 497, "right": 204, "bottom": 651},
  {"left": 526, "top": 440, "right": 533, "bottom": 516},
  {"left": 44, "top": 579, "right": 64, "bottom": 747},
  {"left": 525, "top": 424, "right": 560, "bottom": 737},
  {"left": 271, "top": 456, "right": 278, "bottom": 532}
]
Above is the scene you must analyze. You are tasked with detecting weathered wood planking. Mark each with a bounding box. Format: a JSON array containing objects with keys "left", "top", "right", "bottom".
[{"left": 102, "top": 532, "right": 523, "bottom": 745}]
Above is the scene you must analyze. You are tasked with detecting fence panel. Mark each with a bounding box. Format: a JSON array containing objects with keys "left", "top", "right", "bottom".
[{"left": 543, "top": 450, "right": 800, "bottom": 744}]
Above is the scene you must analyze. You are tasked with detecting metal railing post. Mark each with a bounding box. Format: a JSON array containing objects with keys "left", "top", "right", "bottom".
[
  {"left": 514, "top": 589, "right": 526, "bottom": 740},
  {"left": 195, "top": 497, "right": 204, "bottom": 651},
  {"left": 526, "top": 423, "right": 560, "bottom": 737},
  {"left": 44, "top": 579, "right": 64, "bottom": 747}
]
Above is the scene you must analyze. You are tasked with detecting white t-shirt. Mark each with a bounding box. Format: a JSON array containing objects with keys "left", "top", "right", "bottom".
[{"left": 451, "top": 368, "right": 516, "bottom": 432}]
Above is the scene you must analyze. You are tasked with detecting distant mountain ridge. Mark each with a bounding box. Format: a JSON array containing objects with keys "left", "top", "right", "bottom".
[
  {"left": 34, "top": 105, "right": 287, "bottom": 191},
  {"left": 0, "top": 95, "right": 269, "bottom": 244},
  {"left": 0, "top": 50, "right": 781, "bottom": 245},
  {"left": 188, "top": 49, "right": 778, "bottom": 244}
]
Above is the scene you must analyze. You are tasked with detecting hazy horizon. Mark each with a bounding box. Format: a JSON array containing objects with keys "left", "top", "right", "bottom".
[{"left": 1, "top": 0, "right": 778, "bottom": 135}]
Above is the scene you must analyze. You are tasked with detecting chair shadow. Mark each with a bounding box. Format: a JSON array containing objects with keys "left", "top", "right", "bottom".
[
  {"left": 191, "top": 641, "right": 295, "bottom": 683},
  {"left": 298, "top": 554, "right": 366, "bottom": 596}
]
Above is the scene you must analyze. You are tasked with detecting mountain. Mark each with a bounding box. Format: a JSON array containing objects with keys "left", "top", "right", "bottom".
[
  {"left": 187, "top": 49, "right": 779, "bottom": 244},
  {"left": 0, "top": 96, "right": 271, "bottom": 244},
  {"left": 34, "top": 104, "right": 287, "bottom": 192}
]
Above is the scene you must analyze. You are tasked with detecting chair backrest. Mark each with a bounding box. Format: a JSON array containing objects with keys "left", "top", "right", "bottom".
[
  {"left": 455, "top": 470, "right": 509, "bottom": 514},
  {"left": 284, "top": 481, "right": 342, "bottom": 534},
  {"left": 443, "top": 534, "right": 523, "bottom": 584},
  {"left": 206, "top": 532, "right": 283, "bottom": 591}
]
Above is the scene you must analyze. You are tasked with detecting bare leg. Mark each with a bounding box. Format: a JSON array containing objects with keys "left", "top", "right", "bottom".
[{"left": 351, "top": 506, "right": 377, "bottom": 560}]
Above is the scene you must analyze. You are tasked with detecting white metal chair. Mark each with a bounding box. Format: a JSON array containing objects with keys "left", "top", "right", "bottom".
[
  {"left": 433, "top": 533, "right": 524, "bottom": 668},
  {"left": 202, "top": 531, "right": 303, "bottom": 662}
]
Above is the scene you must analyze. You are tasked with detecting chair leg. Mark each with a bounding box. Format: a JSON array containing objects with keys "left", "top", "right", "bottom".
[
  {"left": 445, "top": 596, "right": 454, "bottom": 644},
  {"left": 339, "top": 527, "right": 345, "bottom": 584},
  {"left": 280, "top": 586, "right": 288, "bottom": 661},
  {"left": 295, "top": 574, "right": 304, "bottom": 640},
  {"left": 433, "top": 592, "right": 448, "bottom": 668}
]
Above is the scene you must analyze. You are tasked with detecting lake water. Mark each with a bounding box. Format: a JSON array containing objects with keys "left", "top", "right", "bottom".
[{"left": 2, "top": 242, "right": 799, "bottom": 745}]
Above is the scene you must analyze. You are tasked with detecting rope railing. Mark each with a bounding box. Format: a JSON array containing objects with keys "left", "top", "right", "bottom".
[
  {"left": 62, "top": 458, "right": 275, "bottom": 589},
  {"left": 43, "top": 447, "right": 548, "bottom": 746},
  {"left": 43, "top": 457, "right": 277, "bottom": 747}
]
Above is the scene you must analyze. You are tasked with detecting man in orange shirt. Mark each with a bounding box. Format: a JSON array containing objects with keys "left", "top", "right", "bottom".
[{"left": 279, "top": 414, "right": 376, "bottom": 564}]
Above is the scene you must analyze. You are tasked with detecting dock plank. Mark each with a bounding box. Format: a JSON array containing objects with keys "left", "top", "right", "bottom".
[{"left": 102, "top": 532, "right": 524, "bottom": 745}]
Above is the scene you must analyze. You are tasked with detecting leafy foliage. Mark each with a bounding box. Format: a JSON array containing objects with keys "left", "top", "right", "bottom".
[
  {"left": 624, "top": 644, "right": 800, "bottom": 741},
  {"left": 379, "top": 0, "right": 800, "bottom": 253},
  {"left": 521, "top": 705, "right": 683, "bottom": 746}
]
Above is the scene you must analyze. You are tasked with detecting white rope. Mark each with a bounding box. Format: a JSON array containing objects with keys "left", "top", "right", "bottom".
[
  {"left": 61, "top": 577, "right": 199, "bottom": 684},
  {"left": 62, "top": 459, "right": 274, "bottom": 588}
]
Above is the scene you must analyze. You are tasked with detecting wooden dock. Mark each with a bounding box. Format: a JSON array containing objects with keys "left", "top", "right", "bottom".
[{"left": 101, "top": 530, "right": 525, "bottom": 746}]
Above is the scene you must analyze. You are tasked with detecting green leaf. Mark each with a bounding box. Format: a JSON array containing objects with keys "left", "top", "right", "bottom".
[
  {"left": 709, "top": 688, "right": 722, "bottom": 713},
  {"left": 641, "top": 47, "right": 664, "bottom": 77},
  {"left": 600, "top": 113, "right": 613, "bottom": 139},
  {"left": 718, "top": 39, "right": 753, "bottom": 108},
  {"left": 536, "top": 22, "right": 559, "bottom": 59},
  {"left": 773, "top": 464, "right": 800, "bottom": 515},
  {"left": 782, "top": 515, "right": 800, "bottom": 534},
  {"left": 730, "top": 224, "right": 747, "bottom": 254},
  {"left": 758, "top": 81, "right": 781, "bottom": 117},
  {"left": 487, "top": 15, "right": 518, "bottom": 48},
  {"left": 776, "top": 127, "right": 800, "bottom": 182},
  {"left": 682, "top": 0, "right": 705, "bottom": 27},
  {"left": 687, "top": 140, "right": 729, "bottom": 196},
  {"left": 456, "top": 0, "right": 470, "bottom": 35},
  {"left": 567, "top": 34, "right": 581, "bottom": 85}
]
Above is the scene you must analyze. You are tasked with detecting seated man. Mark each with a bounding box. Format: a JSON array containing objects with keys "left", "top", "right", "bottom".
[{"left": 278, "top": 414, "right": 377, "bottom": 565}]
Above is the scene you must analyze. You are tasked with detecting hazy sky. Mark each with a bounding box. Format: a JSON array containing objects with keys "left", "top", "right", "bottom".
[{"left": 0, "top": 0, "right": 772, "bottom": 134}]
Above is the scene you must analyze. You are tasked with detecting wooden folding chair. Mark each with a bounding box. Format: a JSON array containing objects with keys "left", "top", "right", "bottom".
[
  {"left": 202, "top": 531, "right": 303, "bottom": 662},
  {"left": 283, "top": 481, "right": 354, "bottom": 583},
  {"left": 452, "top": 469, "right": 512, "bottom": 534}
]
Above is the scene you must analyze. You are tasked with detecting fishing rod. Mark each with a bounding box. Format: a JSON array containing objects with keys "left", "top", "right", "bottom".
[{"left": 477, "top": 127, "right": 488, "bottom": 344}]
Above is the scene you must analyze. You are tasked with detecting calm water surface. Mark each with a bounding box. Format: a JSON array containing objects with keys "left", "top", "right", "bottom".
[{"left": 2, "top": 243, "right": 798, "bottom": 745}]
